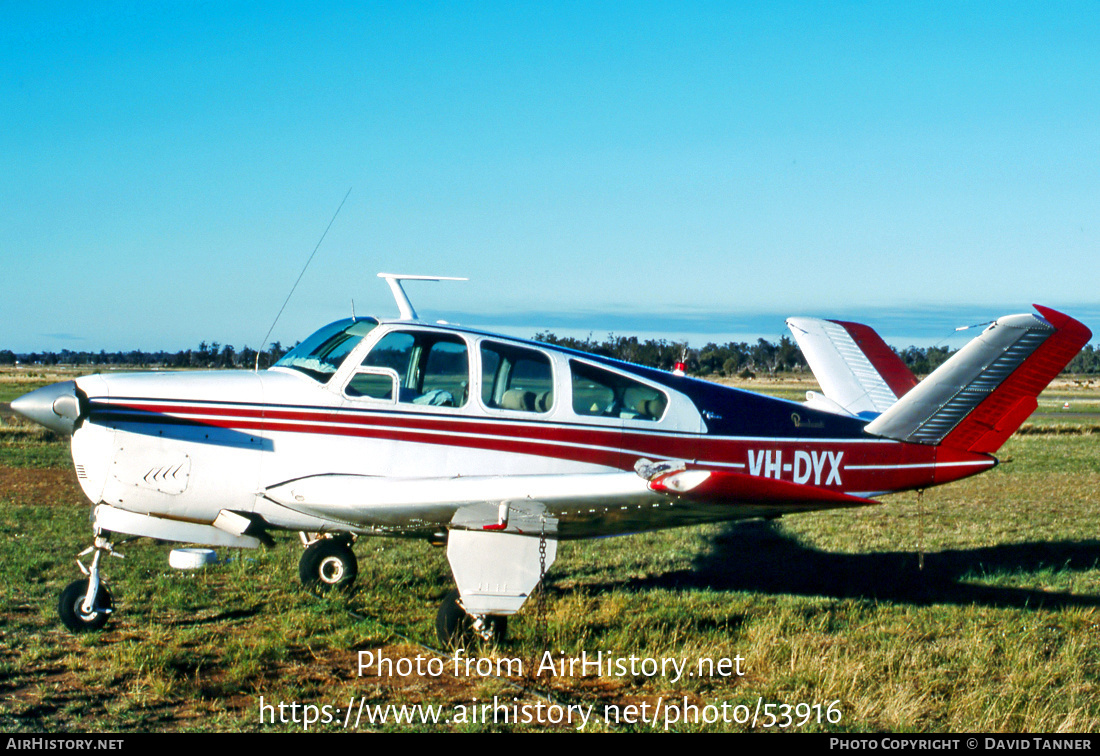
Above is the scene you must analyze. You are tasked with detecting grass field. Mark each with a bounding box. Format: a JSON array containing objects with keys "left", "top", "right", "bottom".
[{"left": 1, "top": 369, "right": 1098, "bottom": 732}]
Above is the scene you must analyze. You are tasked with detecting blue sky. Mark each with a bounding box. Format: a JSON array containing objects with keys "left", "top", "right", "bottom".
[{"left": 2, "top": 2, "right": 1098, "bottom": 353}]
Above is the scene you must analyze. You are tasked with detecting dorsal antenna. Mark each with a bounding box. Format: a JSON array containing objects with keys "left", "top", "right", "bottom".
[
  {"left": 254, "top": 187, "right": 352, "bottom": 371},
  {"left": 377, "top": 273, "right": 467, "bottom": 321}
]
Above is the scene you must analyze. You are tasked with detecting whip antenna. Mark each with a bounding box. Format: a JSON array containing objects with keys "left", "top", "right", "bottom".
[{"left": 255, "top": 188, "right": 352, "bottom": 371}]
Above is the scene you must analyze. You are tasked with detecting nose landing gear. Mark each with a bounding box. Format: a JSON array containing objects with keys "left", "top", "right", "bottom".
[
  {"left": 59, "top": 534, "right": 122, "bottom": 633},
  {"left": 59, "top": 578, "right": 113, "bottom": 632}
]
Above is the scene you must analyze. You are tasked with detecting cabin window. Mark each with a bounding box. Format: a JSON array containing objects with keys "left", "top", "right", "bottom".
[
  {"left": 480, "top": 342, "right": 554, "bottom": 413},
  {"left": 345, "top": 369, "right": 398, "bottom": 401},
  {"left": 569, "top": 360, "right": 667, "bottom": 421},
  {"left": 356, "top": 331, "right": 469, "bottom": 407}
]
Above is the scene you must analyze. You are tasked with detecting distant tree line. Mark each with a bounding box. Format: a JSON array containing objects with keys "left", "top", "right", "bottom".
[
  {"left": 1067, "top": 344, "right": 1100, "bottom": 374},
  {"left": 533, "top": 332, "right": 811, "bottom": 377},
  {"left": 1, "top": 335, "right": 1098, "bottom": 376},
  {"left": 534, "top": 332, "right": 1100, "bottom": 377},
  {"left": 0, "top": 341, "right": 291, "bottom": 369}
]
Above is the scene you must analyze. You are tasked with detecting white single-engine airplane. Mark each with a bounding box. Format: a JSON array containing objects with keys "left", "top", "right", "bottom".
[{"left": 12, "top": 274, "right": 1092, "bottom": 644}]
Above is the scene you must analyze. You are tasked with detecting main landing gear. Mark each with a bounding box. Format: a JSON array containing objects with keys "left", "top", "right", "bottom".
[
  {"left": 298, "top": 534, "right": 358, "bottom": 593},
  {"left": 435, "top": 589, "right": 507, "bottom": 647},
  {"left": 434, "top": 513, "right": 558, "bottom": 647},
  {"left": 58, "top": 534, "right": 122, "bottom": 633}
]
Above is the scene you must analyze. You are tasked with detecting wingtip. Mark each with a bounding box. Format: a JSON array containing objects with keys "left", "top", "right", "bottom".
[{"left": 1032, "top": 305, "right": 1092, "bottom": 343}]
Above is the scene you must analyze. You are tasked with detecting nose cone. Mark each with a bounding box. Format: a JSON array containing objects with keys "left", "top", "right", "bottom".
[{"left": 10, "top": 380, "right": 86, "bottom": 436}]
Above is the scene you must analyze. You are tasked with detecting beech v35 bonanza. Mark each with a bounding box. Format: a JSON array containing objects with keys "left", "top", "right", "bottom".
[{"left": 12, "top": 274, "right": 1092, "bottom": 643}]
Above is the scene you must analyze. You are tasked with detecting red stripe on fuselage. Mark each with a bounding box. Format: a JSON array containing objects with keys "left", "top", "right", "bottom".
[{"left": 98, "top": 399, "right": 994, "bottom": 495}]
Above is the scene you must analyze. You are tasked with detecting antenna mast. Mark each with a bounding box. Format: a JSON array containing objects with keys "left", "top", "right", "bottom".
[{"left": 254, "top": 188, "right": 352, "bottom": 371}]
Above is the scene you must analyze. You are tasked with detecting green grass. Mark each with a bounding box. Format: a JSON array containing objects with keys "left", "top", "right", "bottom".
[
  {"left": 0, "top": 423, "right": 72, "bottom": 467},
  {"left": 1, "top": 374, "right": 1098, "bottom": 732},
  {"left": 0, "top": 366, "right": 96, "bottom": 403}
]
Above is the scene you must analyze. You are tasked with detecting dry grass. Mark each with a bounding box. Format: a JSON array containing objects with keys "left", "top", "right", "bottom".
[{"left": 1, "top": 371, "right": 1098, "bottom": 732}]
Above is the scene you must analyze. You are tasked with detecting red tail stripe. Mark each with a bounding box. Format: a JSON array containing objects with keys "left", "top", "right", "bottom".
[
  {"left": 942, "top": 307, "right": 1092, "bottom": 453},
  {"left": 831, "top": 320, "right": 919, "bottom": 398}
]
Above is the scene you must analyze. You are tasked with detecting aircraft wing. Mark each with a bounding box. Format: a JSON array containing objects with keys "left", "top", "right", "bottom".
[
  {"left": 261, "top": 464, "right": 878, "bottom": 540},
  {"left": 262, "top": 471, "right": 655, "bottom": 537},
  {"left": 786, "top": 316, "right": 918, "bottom": 417}
]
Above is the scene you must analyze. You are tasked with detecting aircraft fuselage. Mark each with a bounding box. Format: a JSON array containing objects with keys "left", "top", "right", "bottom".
[{"left": 55, "top": 320, "right": 994, "bottom": 541}]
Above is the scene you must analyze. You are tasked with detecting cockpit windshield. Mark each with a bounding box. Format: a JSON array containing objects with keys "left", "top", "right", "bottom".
[{"left": 273, "top": 318, "right": 379, "bottom": 381}]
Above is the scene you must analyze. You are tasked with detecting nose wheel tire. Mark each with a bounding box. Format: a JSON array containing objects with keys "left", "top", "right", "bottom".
[
  {"left": 58, "top": 579, "right": 112, "bottom": 633},
  {"left": 435, "top": 589, "right": 507, "bottom": 646},
  {"left": 299, "top": 538, "right": 358, "bottom": 593}
]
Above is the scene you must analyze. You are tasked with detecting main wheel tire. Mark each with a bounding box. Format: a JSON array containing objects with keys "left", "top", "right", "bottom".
[
  {"left": 486, "top": 615, "right": 507, "bottom": 643},
  {"left": 434, "top": 589, "right": 507, "bottom": 646},
  {"left": 299, "top": 538, "right": 358, "bottom": 593},
  {"left": 58, "top": 579, "right": 112, "bottom": 633}
]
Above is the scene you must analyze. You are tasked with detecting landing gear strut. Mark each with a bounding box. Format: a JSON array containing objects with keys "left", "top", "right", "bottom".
[
  {"left": 58, "top": 534, "right": 121, "bottom": 633},
  {"left": 298, "top": 535, "right": 358, "bottom": 593},
  {"left": 437, "top": 513, "right": 557, "bottom": 647},
  {"left": 435, "top": 589, "right": 507, "bottom": 646}
]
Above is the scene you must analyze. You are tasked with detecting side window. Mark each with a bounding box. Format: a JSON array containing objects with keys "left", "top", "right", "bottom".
[
  {"left": 570, "top": 361, "right": 667, "bottom": 421},
  {"left": 480, "top": 342, "right": 554, "bottom": 413},
  {"left": 345, "top": 369, "right": 398, "bottom": 400},
  {"left": 419, "top": 340, "right": 469, "bottom": 406},
  {"left": 351, "top": 331, "right": 469, "bottom": 407}
]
